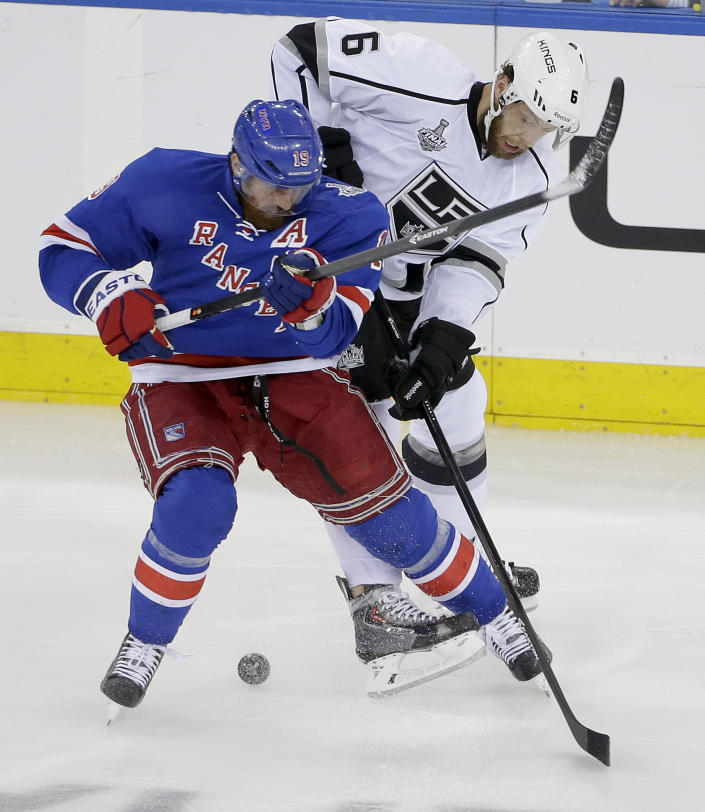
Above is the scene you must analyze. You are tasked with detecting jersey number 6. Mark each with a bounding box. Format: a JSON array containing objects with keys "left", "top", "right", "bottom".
[{"left": 341, "top": 32, "right": 380, "bottom": 56}]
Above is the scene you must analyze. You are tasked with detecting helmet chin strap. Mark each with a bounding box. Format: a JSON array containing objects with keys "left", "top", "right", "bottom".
[
  {"left": 229, "top": 151, "right": 244, "bottom": 194},
  {"left": 483, "top": 71, "right": 503, "bottom": 143}
]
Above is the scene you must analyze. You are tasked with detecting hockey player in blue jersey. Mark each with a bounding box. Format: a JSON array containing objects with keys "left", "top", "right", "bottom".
[{"left": 39, "top": 99, "right": 544, "bottom": 711}]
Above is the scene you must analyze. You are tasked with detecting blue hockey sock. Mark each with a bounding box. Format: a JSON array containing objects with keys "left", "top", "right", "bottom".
[
  {"left": 129, "top": 466, "right": 236, "bottom": 645},
  {"left": 345, "top": 487, "right": 439, "bottom": 569},
  {"left": 404, "top": 518, "right": 505, "bottom": 625},
  {"left": 347, "top": 488, "right": 505, "bottom": 625}
]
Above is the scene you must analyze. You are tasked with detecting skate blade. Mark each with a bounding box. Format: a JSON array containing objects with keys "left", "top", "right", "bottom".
[
  {"left": 366, "top": 631, "right": 486, "bottom": 698},
  {"left": 521, "top": 594, "right": 539, "bottom": 613},
  {"left": 531, "top": 673, "right": 551, "bottom": 697},
  {"left": 106, "top": 701, "right": 123, "bottom": 726}
]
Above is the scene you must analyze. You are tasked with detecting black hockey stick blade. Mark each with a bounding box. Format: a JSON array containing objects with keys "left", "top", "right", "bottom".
[{"left": 156, "top": 77, "right": 624, "bottom": 333}]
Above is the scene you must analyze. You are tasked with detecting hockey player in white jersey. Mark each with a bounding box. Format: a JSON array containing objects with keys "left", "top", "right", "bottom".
[{"left": 271, "top": 20, "right": 588, "bottom": 680}]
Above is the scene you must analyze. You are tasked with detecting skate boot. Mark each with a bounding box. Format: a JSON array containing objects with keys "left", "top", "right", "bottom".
[
  {"left": 503, "top": 560, "right": 540, "bottom": 612},
  {"left": 336, "top": 577, "right": 485, "bottom": 696},
  {"left": 100, "top": 632, "right": 166, "bottom": 709},
  {"left": 479, "top": 605, "right": 551, "bottom": 682}
]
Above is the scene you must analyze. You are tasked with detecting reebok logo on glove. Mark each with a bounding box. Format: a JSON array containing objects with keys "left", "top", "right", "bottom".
[
  {"left": 387, "top": 318, "right": 478, "bottom": 421},
  {"left": 403, "top": 380, "right": 424, "bottom": 400}
]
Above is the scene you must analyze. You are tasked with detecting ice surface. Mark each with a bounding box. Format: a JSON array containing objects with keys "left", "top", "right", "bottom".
[{"left": 1, "top": 401, "right": 704, "bottom": 811}]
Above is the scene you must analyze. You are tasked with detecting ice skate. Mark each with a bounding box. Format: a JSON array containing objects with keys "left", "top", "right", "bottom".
[
  {"left": 336, "top": 577, "right": 485, "bottom": 697},
  {"left": 479, "top": 605, "right": 551, "bottom": 682},
  {"left": 503, "top": 560, "right": 540, "bottom": 612},
  {"left": 100, "top": 632, "right": 166, "bottom": 713}
]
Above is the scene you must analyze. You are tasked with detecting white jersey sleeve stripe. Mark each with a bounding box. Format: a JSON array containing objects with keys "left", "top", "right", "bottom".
[{"left": 39, "top": 214, "right": 102, "bottom": 257}]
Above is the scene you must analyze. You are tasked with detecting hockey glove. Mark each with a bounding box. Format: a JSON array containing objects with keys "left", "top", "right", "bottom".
[
  {"left": 387, "top": 318, "right": 478, "bottom": 420},
  {"left": 318, "top": 126, "right": 364, "bottom": 188},
  {"left": 264, "top": 251, "right": 336, "bottom": 329},
  {"left": 96, "top": 288, "right": 173, "bottom": 362}
]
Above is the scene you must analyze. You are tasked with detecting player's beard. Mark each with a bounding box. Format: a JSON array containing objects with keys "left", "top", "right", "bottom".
[
  {"left": 485, "top": 117, "right": 524, "bottom": 161},
  {"left": 239, "top": 195, "right": 287, "bottom": 231}
]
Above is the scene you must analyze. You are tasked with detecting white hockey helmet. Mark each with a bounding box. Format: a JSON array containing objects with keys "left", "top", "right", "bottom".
[{"left": 485, "top": 31, "right": 589, "bottom": 150}]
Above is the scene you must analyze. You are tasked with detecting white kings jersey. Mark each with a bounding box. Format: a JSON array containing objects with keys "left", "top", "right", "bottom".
[{"left": 271, "top": 17, "right": 560, "bottom": 331}]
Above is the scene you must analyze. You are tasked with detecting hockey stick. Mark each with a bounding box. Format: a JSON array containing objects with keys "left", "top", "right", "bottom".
[
  {"left": 374, "top": 295, "right": 611, "bottom": 766},
  {"left": 155, "top": 78, "right": 624, "bottom": 334}
]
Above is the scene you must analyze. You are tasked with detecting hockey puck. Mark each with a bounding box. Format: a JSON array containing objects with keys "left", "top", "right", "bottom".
[{"left": 237, "top": 653, "right": 270, "bottom": 685}]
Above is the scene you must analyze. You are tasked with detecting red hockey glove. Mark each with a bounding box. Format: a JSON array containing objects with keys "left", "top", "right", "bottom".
[
  {"left": 264, "top": 251, "right": 336, "bottom": 328},
  {"left": 96, "top": 288, "right": 173, "bottom": 362}
]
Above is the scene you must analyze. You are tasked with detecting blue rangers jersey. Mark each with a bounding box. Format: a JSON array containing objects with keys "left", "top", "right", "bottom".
[{"left": 39, "top": 148, "right": 388, "bottom": 383}]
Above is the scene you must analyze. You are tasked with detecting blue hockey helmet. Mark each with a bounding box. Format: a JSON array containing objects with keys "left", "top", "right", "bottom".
[{"left": 231, "top": 99, "right": 324, "bottom": 214}]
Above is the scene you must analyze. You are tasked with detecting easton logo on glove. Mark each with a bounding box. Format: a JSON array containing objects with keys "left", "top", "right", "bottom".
[{"left": 96, "top": 288, "right": 173, "bottom": 362}]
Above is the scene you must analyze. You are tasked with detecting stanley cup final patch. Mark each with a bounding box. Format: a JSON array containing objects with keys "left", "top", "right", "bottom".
[
  {"left": 163, "top": 422, "right": 186, "bottom": 442},
  {"left": 417, "top": 119, "right": 449, "bottom": 152}
]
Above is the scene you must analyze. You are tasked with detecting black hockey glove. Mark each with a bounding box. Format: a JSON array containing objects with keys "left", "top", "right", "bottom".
[
  {"left": 318, "top": 126, "right": 364, "bottom": 188},
  {"left": 387, "top": 318, "right": 478, "bottom": 420}
]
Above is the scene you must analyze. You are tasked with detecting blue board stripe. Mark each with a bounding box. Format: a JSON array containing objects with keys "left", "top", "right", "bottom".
[{"left": 6, "top": 0, "right": 705, "bottom": 36}]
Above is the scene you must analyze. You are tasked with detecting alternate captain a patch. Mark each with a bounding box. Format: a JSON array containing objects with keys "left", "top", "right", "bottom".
[{"left": 163, "top": 422, "right": 186, "bottom": 442}]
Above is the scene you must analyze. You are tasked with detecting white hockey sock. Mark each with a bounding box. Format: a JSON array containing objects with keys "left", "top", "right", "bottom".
[
  {"left": 413, "top": 476, "right": 490, "bottom": 564},
  {"left": 325, "top": 520, "right": 403, "bottom": 589}
]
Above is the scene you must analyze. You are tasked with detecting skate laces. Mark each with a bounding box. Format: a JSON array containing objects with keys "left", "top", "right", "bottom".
[
  {"left": 112, "top": 634, "right": 166, "bottom": 689},
  {"left": 378, "top": 589, "right": 439, "bottom": 623},
  {"left": 481, "top": 606, "right": 533, "bottom": 664}
]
